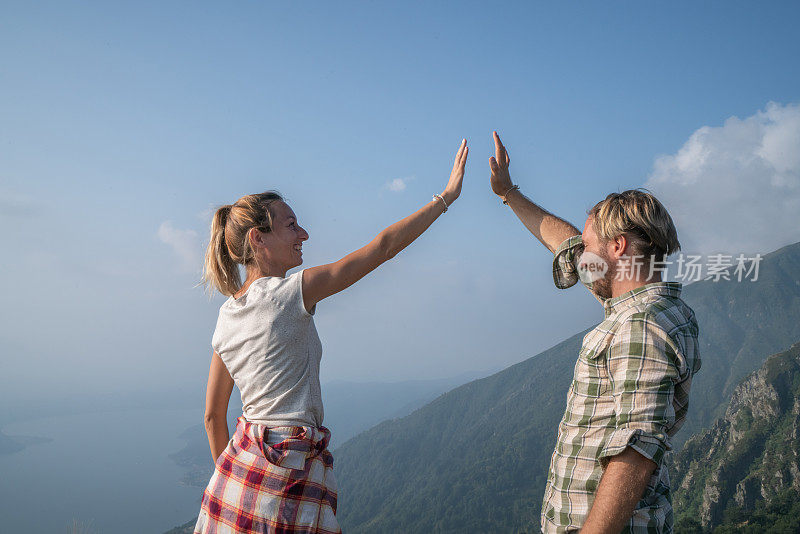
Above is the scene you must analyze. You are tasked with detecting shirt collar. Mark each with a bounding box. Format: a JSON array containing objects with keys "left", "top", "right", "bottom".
[{"left": 603, "top": 281, "right": 683, "bottom": 318}]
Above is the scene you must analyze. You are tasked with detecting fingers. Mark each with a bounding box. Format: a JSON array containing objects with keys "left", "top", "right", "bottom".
[
  {"left": 493, "top": 131, "right": 507, "bottom": 168},
  {"left": 452, "top": 138, "right": 466, "bottom": 170},
  {"left": 489, "top": 156, "right": 499, "bottom": 173},
  {"left": 494, "top": 132, "right": 510, "bottom": 166},
  {"left": 457, "top": 139, "right": 469, "bottom": 171},
  {"left": 457, "top": 148, "right": 468, "bottom": 173}
]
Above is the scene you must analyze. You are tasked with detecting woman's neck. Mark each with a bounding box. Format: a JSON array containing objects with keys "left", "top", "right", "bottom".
[{"left": 233, "top": 267, "right": 285, "bottom": 299}]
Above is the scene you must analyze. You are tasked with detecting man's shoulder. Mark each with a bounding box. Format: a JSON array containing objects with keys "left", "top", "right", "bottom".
[
  {"left": 608, "top": 295, "right": 700, "bottom": 376},
  {"left": 613, "top": 293, "right": 697, "bottom": 338}
]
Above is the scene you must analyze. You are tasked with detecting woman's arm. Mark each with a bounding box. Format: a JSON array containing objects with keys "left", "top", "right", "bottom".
[
  {"left": 204, "top": 350, "right": 234, "bottom": 463},
  {"left": 302, "top": 139, "right": 468, "bottom": 312}
]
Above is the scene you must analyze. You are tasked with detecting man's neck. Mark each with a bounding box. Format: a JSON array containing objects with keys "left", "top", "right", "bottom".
[{"left": 610, "top": 275, "right": 663, "bottom": 299}]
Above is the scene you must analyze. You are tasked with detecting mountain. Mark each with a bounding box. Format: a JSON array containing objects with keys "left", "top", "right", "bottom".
[
  {"left": 332, "top": 241, "right": 800, "bottom": 533},
  {"left": 676, "top": 241, "right": 800, "bottom": 446},
  {"left": 164, "top": 519, "right": 195, "bottom": 534},
  {"left": 670, "top": 341, "right": 800, "bottom": 533},
  {"left": 324, "top": 373, "right": 497, "bottom": 451},
  {"left": 335, "top": 336, "right": 580, "bottom": 533}
]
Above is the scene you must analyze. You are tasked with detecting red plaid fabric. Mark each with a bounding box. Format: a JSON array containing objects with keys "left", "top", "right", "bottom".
[{"left": 193, "top": 415, "right": 340, "bottom": 534}]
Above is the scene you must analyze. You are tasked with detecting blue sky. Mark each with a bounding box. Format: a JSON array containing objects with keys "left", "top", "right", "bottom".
[{"left": 2, "top": 1, "right": 799, "bottom": 413}]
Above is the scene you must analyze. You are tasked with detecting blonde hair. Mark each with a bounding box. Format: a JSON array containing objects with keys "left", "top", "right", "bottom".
[
  {"left": 200, "top": 191, "right": 284, "bottom": 298},
  {"left": 588, "top": 189, "right": 680, "bottom": 263}
]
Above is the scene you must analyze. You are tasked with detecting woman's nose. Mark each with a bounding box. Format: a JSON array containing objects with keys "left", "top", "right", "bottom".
[{"left": 299, "top": 226, "right": 309, "bottom": 240}]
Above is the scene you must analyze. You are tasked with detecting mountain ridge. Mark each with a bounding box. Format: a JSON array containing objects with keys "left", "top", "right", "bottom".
[{"left": 669, "top": 340, "right": 800, "bottom": 532}]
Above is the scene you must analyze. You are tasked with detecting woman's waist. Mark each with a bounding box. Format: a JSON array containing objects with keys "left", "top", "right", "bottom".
[
  {"left": 241, "top": 401, "right": 323, "bottom": 430},
  {"left": 232, "top": 414, "right": 333, "bottom": 469},
  {"left": 238, "top": 381, "right": 324, "bottom": 427},
  {"left": 240, "top": 414, "right": 326, "bottom": 439}
]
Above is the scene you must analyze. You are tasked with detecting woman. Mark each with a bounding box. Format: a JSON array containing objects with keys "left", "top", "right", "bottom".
[{"left": 193, "top": 139, "right": 468, "bottom": 533}]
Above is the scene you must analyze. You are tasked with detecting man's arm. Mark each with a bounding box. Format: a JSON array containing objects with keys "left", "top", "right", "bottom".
[
  {"left": 489, "top": 131, "right": 580, "bottom": 252},
  {"left": 488, "top": 132, "right": 603, "bottom": 302},
  {"left": 503, "top": 188, "right": 580, "bottom": 253},
  {"left": 580, "top": 447, "right": 657, "bottom": 533}
]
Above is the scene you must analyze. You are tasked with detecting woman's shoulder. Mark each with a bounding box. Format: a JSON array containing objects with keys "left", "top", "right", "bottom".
[
  {"left": 225, "top": 271, "right": 304, "bottom": 306},
  {"left": 258, "top": 270, "right": 304, "bottom": 292}
]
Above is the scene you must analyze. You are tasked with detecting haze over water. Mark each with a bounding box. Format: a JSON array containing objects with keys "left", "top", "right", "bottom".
[{"left": 0, "top": 408, "right": 202, "bottom": 534}]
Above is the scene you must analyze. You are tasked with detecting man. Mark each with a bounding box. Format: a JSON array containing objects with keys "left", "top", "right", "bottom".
[{"left": 488, "top": 132, "right": 701, "bottom": 533}]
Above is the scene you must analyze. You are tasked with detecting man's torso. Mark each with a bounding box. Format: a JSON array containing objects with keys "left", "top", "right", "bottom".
[{"left": 541, "top": 283, "right": 700, "bottom": 533}]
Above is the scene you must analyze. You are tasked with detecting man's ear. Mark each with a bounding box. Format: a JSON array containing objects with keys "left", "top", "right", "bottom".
[{"left": 611, "top": 234, "right": 628, "bottom": 259}]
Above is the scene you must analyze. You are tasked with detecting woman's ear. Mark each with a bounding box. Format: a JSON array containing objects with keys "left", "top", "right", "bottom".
[{"left": 247, "top": 227, "right": 265, "bottom": 251}]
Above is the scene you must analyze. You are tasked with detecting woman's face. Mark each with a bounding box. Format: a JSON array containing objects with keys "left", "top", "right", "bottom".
[{"left": 260, "top": 201, "right": 309, "bottom": 272}]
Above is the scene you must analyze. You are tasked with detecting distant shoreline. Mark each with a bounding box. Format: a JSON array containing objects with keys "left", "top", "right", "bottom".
[{"left": 0, "top": 429, "right": 54, "bottom": 455}]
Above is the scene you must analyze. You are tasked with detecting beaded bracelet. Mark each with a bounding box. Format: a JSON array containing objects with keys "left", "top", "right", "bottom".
[{"left": 502, "top": 184, "right": 520, "bottom": 205}]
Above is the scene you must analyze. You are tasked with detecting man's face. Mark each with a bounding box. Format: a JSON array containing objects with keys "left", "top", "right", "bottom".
[{"left": 581, "top": 216, "right": 616, "bottom": 300}]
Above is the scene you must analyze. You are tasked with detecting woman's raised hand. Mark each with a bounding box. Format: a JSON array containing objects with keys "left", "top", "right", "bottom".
[
  {"left": 302, "top": 137, "right": 469, "bottom": 311},
  {"left": 441, "top": 139, "right": 468, "bottom": 205}
]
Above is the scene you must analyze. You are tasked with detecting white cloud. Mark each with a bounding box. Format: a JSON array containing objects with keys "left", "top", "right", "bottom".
[
  {"left": 645, "top": 102, "right": 800, "bottom": 255},
  {"left": 157, "top": 221, "right": 202, "bottom": 273},
  {"left": 385, "top": 177, "right": 408, "bottom": 192}
]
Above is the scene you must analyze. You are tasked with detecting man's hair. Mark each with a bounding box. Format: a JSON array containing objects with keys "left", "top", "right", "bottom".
[{"left": 587, "top": 188, "right": 680, "bottom": 264}]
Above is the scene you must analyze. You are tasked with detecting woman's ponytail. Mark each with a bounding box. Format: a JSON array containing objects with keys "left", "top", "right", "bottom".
[
  {"left": 200, "top": 204, "right": 241, "bottom": 298},
  {"left": 199, "top": 191, "right": 283, "bottom": 298}
]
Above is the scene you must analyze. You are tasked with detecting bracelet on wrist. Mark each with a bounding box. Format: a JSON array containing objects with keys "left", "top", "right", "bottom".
[
  {"left": 501, "top": 184, "right": 520, "bottom": 205},
  {"left": 433, "top": 193, "right": 448, "bottom": 213}
]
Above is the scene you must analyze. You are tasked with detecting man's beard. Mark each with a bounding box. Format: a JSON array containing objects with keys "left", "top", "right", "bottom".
[{"left": 591, "top": 251, "right": 616, "bottom": 300}]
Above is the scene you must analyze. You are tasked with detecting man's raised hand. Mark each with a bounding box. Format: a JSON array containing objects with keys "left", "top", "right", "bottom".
[{"left": 489, "top": 131, "right": 513, "bottom": 197}]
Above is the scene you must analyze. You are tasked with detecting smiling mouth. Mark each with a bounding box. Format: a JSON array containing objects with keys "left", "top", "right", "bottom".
[{"left": 293, "top": 244, "right": 302, "bottom": 253}]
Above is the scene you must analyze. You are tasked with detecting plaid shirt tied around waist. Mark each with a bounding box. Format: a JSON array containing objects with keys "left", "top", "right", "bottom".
[
  {"left": 194, "top": 415, "right": 340, "bottom": 534},
  {"left": 542, "top": 235, "right": 701, "bottom": 534}
]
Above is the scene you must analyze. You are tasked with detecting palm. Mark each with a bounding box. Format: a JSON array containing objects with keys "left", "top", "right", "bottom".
[
  {"left": 444, "top": 139, "right": 468, "bottom": 202},
  {"left": 489, "top": 131, "right": 512, "bottom": 196}
]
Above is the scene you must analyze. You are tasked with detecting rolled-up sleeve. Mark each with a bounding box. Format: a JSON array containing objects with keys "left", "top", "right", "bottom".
[
  {"left": 599, "top": 313, "right": 682, "bottom": 468},
  {"left": 552, "top": 234, "right": 585, "bottom": 289}
]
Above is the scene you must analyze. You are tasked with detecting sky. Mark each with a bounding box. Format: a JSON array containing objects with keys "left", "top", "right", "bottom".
[{"left": 1, "top": 1, "right": 799, "bottom": 417}]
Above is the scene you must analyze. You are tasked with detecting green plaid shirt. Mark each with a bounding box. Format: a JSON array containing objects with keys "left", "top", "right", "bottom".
[{"left": 541, "top": 235, "right": 701, "bottom": 533}]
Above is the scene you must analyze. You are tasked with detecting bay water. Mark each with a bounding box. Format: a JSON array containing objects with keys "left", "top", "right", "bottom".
[{"left": 0, "top": 407, "right": 207, "bottom": 533}]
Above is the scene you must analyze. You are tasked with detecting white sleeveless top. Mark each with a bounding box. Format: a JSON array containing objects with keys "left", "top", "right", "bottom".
[{"left": 211, "top": 269, "right": 324, "bottom": 428}]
